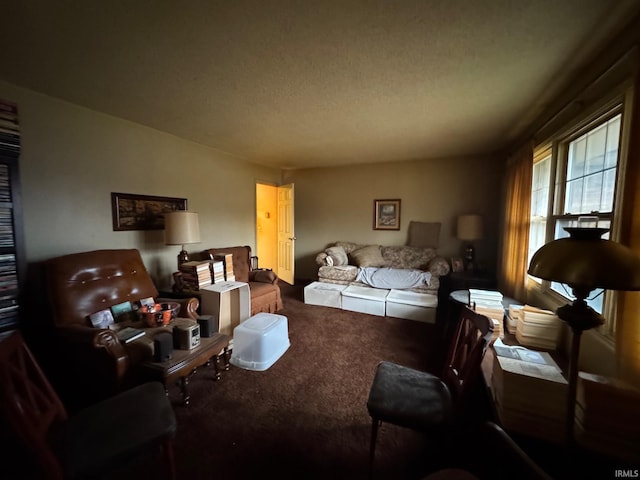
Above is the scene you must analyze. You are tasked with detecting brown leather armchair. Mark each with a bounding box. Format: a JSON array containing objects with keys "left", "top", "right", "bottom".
[
  {"left": 44, "top": 249, "right": 199, "bottom": 406},
  {"left": 196, "top": 245, "right": 283, "bottom": 315}
]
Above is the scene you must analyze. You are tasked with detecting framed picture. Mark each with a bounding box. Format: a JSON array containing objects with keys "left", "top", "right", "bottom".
[
  {"left": 451, "top": 257, "right": 464, "bottom": 273},
  {"left": 373, "top": 199, "right": 401, "bottom": 230},
  {"left": 111, "top": 192, "right": 187, "bottom": 231}
]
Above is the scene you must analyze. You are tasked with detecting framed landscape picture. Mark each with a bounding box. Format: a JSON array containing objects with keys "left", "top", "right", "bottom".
[
  {"left": 373, "top": 199, "right": 401, "bottom": 230},
  {"left": 111, "top": 192, "right": 187, "bottom": 231}
]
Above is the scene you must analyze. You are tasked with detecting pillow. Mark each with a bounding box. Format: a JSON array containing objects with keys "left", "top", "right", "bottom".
[
  {"left": 325, "top": 246, "right": 349, "bottom": 266},
  {"left": 407, "top": 221, "right": 441, "bottom": 248},
  {"left": 350, "top": 245, "right": 386, "bottom": 267}
]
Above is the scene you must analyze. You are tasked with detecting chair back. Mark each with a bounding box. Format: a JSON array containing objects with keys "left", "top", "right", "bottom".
[
  {"left": 442, "top": 306, "right": 494, "bottom": 407},
  {"left": 0, "top": 331, "right": 67, "bottom": 478}
]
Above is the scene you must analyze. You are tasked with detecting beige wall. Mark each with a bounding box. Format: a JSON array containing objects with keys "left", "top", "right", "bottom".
[
  {"left": 284, "top": 155, "right": 504, "bottom": 282},
  {"left": 0, "top": 80, "right": 282, "bottom": 288}
]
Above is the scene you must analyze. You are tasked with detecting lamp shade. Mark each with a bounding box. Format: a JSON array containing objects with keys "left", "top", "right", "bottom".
[
  {"left": 164, "top": 211, "right": 201, "bottom": 246},
  {"left": 528, "top": 227, "right": 640, "bottom": 292},
  {"left": 457, "top": 214, "right": 483, "bottom": 241}
]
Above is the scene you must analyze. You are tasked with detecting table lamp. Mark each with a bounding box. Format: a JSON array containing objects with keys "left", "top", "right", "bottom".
[
  {"left": 164, "top": 211, "right": 201, "bottom": 269},
  {"left": 527, "top": 226, "right": 640, "bottom": 446},
  {"left": 457, "top": 214, "right": 483, "bottom": 271}
]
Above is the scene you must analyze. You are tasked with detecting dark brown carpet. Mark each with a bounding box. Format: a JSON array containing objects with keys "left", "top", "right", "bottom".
[{"left": 122, "top": 283, "right": 448, "bottom": 480}]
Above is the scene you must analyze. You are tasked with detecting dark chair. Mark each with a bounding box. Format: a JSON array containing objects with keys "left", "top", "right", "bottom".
[
  {"left": 366, "top": 306, "right": 494, "bottom": 470},
  {"left": 0, "top": 331, "right": 177, "bottom": 480}
]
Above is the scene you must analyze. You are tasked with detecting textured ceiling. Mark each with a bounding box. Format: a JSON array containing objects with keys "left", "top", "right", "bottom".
[{"left": 1, "top": 1, "right": 639, "bottom": 169}]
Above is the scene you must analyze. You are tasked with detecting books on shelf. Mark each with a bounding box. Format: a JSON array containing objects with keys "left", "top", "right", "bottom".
[{"left": 116, "top": 326, "right": 146, "bottom": 344}]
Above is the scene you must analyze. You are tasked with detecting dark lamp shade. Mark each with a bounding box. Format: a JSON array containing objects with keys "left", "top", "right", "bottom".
[{"left": 527, "top": 228, "right": 640, "bottom": 292}]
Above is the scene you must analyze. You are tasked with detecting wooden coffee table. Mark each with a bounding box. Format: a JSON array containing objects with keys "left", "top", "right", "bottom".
[{"left": 139, "top": 332, "right": 231, "bottom": 406}]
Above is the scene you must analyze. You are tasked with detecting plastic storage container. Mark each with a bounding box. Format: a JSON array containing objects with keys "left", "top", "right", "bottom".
[{"left": 230, "top": 313, "right": 290, "bottom": 371}]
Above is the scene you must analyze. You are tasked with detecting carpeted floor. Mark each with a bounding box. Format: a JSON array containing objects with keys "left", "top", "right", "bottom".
[{"left": 116, "top": 282, "right": 451, "bottom": 480}]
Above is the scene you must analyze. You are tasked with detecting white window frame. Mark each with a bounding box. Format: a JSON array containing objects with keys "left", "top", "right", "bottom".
[{"left": 527, "top": 87, "right": 634, "bottom": 338}]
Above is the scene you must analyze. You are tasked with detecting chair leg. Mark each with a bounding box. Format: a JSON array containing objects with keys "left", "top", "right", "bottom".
[
  {"left": 162, "top": 438, "right": 176, "bottom": 480},
  {"left": 369, "top": 418, "right": 380, "bottom": 477}
]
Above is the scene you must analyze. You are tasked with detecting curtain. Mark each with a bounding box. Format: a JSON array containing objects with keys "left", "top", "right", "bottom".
[
  {"left": 617, "top": 62, "right": 640, "bottom": 389},
  {"left": 498, "top": 141, "right": 533, "bottom": 301}
]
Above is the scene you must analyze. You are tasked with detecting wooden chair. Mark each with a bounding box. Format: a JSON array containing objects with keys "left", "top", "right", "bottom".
[
  {"left": 0, "top": 331, "right": 177, "bottom": 480},
  {"left": 366, "top": 306, "right": 494, "bottom": 470}
]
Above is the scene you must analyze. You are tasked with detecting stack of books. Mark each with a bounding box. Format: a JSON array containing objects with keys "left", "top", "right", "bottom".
[
  {"left": 213, "top": 253, "right": 235, "bottom": 281},
  {"left": 491, "top": 339, "right": 567, "bottom": 443},
  {"left": 505, "top": 304, "right": 523, "bottom": 334},
  {"left": 516, "top": 305, "right": 561, "bottom": 349},
  {"left": 575, "top": 372, "right": 640, "bottom": 463},
  {"left": 469, "top": 289, "right": 505, "bottom": 340},
  {"left": 179, "top": 261, "right": 212, "bottom": 290},
  {"left": 209, "top": 260, "right": 225, "bottom": 283},
  {"left": 0, "top": 100, "right": 20, "bottom": 154}
]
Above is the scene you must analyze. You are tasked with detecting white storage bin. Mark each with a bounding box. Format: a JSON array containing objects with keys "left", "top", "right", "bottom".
[
  {"left": 386, "top": 289, "right": 438, "bottom": 323},
  {"left": 230, "top": 313, "right": 290, "bottom": 371},
  {"left": 304, "top": 281, "right": 346, "bottom": 308},
  {"left": 341, "top": 285, "right": 389, "bottom": 316}
]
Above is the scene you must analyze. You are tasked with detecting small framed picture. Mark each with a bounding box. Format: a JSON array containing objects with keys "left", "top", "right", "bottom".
[
  {"left": 89, "top": 309, "right": 115, "bottom": 329},
  {"left": 451, "top": 257, "right": 464, "bottom": 273},
  {"left": 373, "top": 199, "right": 401, "bottom": 230},
  {"left": 111, "top": 301, "right": 134, "bottom": 323}
]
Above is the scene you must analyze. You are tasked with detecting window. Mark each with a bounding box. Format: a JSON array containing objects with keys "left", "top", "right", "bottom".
[{"left": 528, "top": 103, "right": 627, "bottom": 335}]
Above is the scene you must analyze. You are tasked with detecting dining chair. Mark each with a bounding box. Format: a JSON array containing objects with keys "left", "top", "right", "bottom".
[
  {"left": 0, "top": 331, "right": 177, "bottom": 480},
  {"left": 366, "top": 305, "right": 494, "bottom": 470}
]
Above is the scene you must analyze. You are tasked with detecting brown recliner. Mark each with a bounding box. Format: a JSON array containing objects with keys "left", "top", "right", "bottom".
[
  {"left": 44, "top": 248, "right": 199, "bottom": 407},
  {"left": 197, "top": 246, "right": 283, "bottom": 315}
]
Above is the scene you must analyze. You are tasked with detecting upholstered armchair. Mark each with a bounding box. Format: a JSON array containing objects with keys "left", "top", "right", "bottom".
[{"left": 44, "top": 249, "right": 199, "bottom": 406}]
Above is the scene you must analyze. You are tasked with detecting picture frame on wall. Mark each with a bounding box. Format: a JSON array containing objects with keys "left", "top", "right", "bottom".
[
  {"left": 373, "top": 199, "right": 401, "bottom": 230},
  {"left": 111, "top": 192, "right": 187, "bottom": 231},
  {"left": 451, "top": 257, "right": 464, "bottom": 273}
]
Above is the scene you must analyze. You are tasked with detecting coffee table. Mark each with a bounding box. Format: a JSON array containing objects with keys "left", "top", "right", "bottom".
[{"left": 139, "top": 332, "right": 231, "bottom": 406}]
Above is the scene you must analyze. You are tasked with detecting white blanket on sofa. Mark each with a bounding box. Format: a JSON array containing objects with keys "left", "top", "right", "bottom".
[{"left": 356, "top": 267, "right": 432, "bottom": 289}]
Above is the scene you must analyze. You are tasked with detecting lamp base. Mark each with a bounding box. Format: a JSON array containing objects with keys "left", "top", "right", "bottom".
[
  {"left": 177, "top": 249, "right": 189, "bottom": 269},
  {"left": 464, "top": 244, "right": 475, "bottom": 271}
]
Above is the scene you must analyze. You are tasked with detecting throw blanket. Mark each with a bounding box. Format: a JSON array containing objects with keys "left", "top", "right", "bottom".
[{"left": 356, "top": 267, "right": 432, "bottom": 289}]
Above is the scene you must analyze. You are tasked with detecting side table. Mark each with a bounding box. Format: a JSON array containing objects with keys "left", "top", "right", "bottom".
[{"left": 139, "top": 332, "right": 231, "bottom": 406}]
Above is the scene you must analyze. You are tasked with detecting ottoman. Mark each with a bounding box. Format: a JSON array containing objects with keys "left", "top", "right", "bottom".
[
  {"left": 341, "top": 285, "right": 389, "bottom": 316},
  {"left": 386, "top": 289, "right": 438, "bottom": 323},
  {"left": 304, "top": 281, "right": 347, "bottom": 308},
  {"left": 230, "top": 313, "right": 290, "bottom": 371}
]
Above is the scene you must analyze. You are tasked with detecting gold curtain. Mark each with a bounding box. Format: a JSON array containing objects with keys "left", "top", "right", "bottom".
[
  {"left": 617, "top": 61, "right": 640, "bottom": 389},
  {"left": 498, "top": 142, "right": 533, "bottom": 301}
]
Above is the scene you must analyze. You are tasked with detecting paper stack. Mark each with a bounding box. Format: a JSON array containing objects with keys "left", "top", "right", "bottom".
[
  {"left": 506, "top": 304, "right": 523, "bottom": 334},
  {"left": 491, "top": 339, "right": 567, "bottom": 443},
  {"left": 575, "top": 372, "right": 640, "bottom": 462},
  {"left": 469, "top": 289, "right": 505, "bottom": 340},
  {"left": 516, "top": 305, "right": 561, "bottom": 350}
]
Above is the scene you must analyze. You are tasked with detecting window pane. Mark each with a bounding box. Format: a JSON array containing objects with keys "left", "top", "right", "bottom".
[
  {"left": 567, "top": 138, "right": 586, "bottom": 181},
  {"left": 585, "top": 123, "right": 606, "bottom": 174},
  {"left": 565, "top": 178, "right": 583, "bottom": 214},
  {"left": 602, "top": 169, "right": 616, "bottom": 210},
  {"left": 605, "top": 116, "right": 621, "bottom": 169},
  {"left": 583, "top": 172, "right": 603, "bottom": 213}
]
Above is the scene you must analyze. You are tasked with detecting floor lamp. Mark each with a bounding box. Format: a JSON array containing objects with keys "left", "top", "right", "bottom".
[{"left": 527, "top": 226, "right": 640, "bottom": 447}]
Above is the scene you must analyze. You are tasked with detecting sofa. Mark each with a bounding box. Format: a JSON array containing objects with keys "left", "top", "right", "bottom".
[
  {"left": 44, "top": 248, "right": 199, "bottom": 407},
  {"left": 315, "top": 241, "right": 450, "bottom": 294},
  {"left": 194, "top": 245, "right": 283, "bottom": 315}
]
